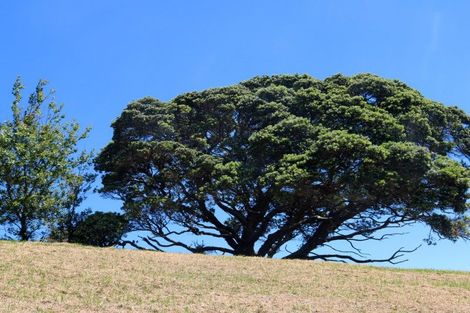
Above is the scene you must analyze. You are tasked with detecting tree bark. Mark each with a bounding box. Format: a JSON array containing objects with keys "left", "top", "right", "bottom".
[{"left": 19, "top": 215, "right": 29, "bottom": 241}]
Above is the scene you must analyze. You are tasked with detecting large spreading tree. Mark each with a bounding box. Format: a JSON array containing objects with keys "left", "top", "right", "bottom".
[
  {"left": 0, "top": 78, "right": 94, "bottom": 240},
  {"left": 96, "top": 74, "right": 470, "bottom": 263}
]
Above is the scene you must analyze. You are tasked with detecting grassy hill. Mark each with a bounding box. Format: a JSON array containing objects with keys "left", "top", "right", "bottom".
[{"left": 0, "top": 241, "right": 468, "bottom": 312}]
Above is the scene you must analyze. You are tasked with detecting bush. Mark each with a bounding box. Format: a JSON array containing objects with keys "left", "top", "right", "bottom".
[{"left": 71, "top": 212, "right": 128, "bottom": 247}]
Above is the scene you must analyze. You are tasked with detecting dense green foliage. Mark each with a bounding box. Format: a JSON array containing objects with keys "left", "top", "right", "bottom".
[
  {"left": 70, "top": 212, "right": 128, "bottom": 247},
  {"left": 0, "top": 78, "right": 94, "bottom": 240},
  {"left": 48, "top": 208, "right": 92, "bottom": 243},
  {"left": 96, "top": 74, "right": 470, "bottom": 262}
]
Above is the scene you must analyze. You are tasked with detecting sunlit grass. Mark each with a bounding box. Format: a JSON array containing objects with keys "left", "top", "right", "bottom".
[{"left": 0, "top": 240, "right": 468, "bottom": 312}]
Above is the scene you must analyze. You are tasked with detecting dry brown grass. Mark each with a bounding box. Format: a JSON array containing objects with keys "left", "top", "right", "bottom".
[{"left": 0, "top": 241, "right": 469, "bottom": 312}]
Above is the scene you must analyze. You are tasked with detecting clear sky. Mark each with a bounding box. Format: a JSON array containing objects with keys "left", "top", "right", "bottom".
[{"left": 1, "top": 0, "right": 469, "bottom": 270}]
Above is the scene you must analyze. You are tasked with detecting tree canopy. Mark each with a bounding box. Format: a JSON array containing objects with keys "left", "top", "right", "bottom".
[
  {"left": 0, "top": 78, "right": 94, "bottom": 240},
  {"left": 96, "top": 73, "right": 470, "bottom": 263}
]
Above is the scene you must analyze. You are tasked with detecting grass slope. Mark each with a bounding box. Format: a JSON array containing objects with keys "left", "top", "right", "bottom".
[{"left": 0, "top": 241, "right": 469, "bottom": 313}]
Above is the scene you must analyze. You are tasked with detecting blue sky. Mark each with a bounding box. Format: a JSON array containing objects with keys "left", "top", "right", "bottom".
[{"left": 0, "top": 0, "right": 469, "bottom": 270}]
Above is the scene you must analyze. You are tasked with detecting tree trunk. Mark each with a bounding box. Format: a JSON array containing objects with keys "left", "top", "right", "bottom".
[
  {"left": 233, "top": 242, "right": 256, "bottom": 256},
  {"left": 284, "top": 220, "right": 333, "bottom": 259},
  {"left": 19, "top": 216, "right": 29, "bottom": 241}
]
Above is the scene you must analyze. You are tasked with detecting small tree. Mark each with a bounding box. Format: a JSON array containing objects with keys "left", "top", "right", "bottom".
[
  {"left": 70, "top": 212, "right": 128, "bottom": 247},
  {"left": 0, "top": 78, "right": 93, "bottom": 240}
]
